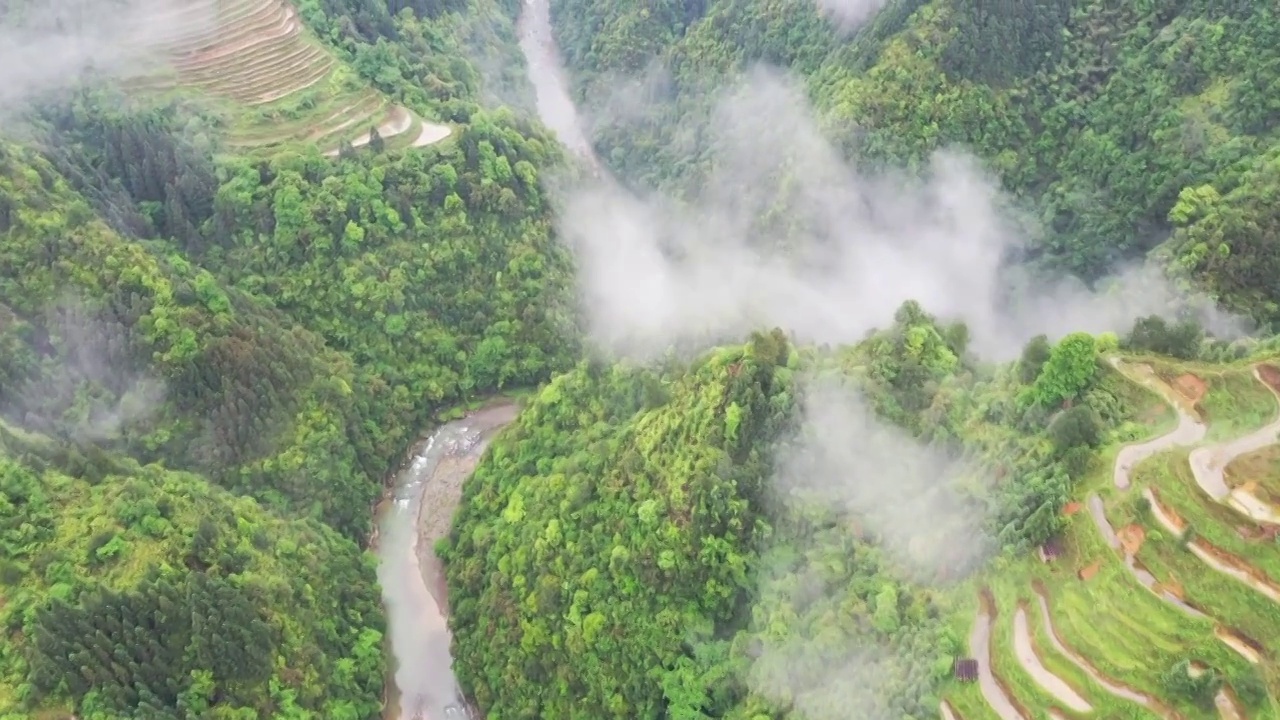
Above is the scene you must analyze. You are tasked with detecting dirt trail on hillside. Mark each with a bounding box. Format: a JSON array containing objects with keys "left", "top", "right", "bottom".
[
  {"left": 412, "top": 121, "right": 452, "bottom": 147},
  {"left": 1011, "top": 605, "right": 1092, "bottom": 712},
  {"left": 1212, "top": 366, "right": 1280, "bottom": 524},
  {"left": 1109, "top": 358, "right": 1207, "bottom": 489},
  {"left": 1101, "top": 362, "right": 1267, "bottom": 666},
  {"left": 351, "top": 105, "right": 412, "bottom": 147},
  {"left": 970, "top": 595, "right": 1029, "bottom": 720},
  {"left": 1145, "top": 485, "right": 1280, "bottom": 618},
  {"left": 1188, "top": 366, "right": 1280, "bottom": 502},
  {"left": 1030, "top": 586, "right": 1176, "bottom": 717},
  {"left": 1087, "top": 493, "right": 1205, "bottom": 617}
]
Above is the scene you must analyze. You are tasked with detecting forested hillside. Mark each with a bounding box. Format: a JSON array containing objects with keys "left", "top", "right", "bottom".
[
  {"left": 0, "top": 0, "right": 578, "bottom": 714},
  {"left": 6, "top": 0, "right": 1280, "bottom": 716},
  {"left": 446, "top": 304, "right": 1280, "bottom": 719},
  {"left": 549, "top": 0, "right": 1280, "bottom": 321},
  {"left": 437, "top": 307, "right": 1163, "bottom": 717}
]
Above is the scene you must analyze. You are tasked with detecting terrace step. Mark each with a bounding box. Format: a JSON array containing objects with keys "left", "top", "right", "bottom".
[
  {"left": 212, "top": 50, "right": 331, "bottom": 100},
  {"left": 186, "top": 44, "right": 322, "bottom": 91},
  {"left": 165, "top": 0, "right": 292, "bottom": 59},
  {"left": 154, "top": 0, "right": 284, "bottom": 55},
  {"left": 245, "top": 60, "right": 334, "bottom": 105},
  {"left": 176, "top": 23, "right": 307, "bottom": 79}
]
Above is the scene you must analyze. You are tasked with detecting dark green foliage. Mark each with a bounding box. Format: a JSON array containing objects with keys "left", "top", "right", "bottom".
[
  {"left": 1123, "top": 315, "right": 1205, "bottom": 359},
  {"left": 0, "top": 450, "right": 385, "bottom": 718},
  {"left": 31, "top": 572, "right": 272, "bottom": 714},
  {"left": 1049, "top": 405, "right": 1101, "bottom": 453},
  {"left": 1159, "top": 659, "right": 1221, "bottom": 709},
  {"left": 1018, "top": 334, "right": 1052, "bottom": 383}
]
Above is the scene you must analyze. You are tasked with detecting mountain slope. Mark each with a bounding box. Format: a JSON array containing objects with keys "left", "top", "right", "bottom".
[
  {"left": 443, "top": 308, "right": 1280, "bottom": 719},
  {"left": 548, "top": 0, "right": 1280, "bottom": 322},
  {"left": 115, "top": 0, "right": 452, "bottom": 152}
]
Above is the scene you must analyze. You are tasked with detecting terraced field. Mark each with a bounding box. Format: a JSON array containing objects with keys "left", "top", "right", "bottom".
[
  {"left": 944, "top": 355, "right": 1280, "bottom": 720},
  {"left": 126, "top": 0, "right": 452, "bottom": 152}
]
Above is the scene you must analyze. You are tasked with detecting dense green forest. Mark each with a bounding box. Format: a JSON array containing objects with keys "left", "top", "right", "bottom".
[
  {"left": 0, "top": 0, "right": 579, "bottom": 714},
  {"left": 4, "top": 0, "right": 1280, "bottom": 716},
  {"left": 549, "top": 0, "right": 1280, "bottom": 323},
  {"left": 442, "top": 308, "right": 1257, "bottom": 718}
]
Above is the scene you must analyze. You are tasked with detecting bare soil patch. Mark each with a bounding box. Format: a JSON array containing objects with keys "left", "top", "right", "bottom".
[
  {"left": 1077, "top": 561, "right": 1101, "bottom": 581},
  {"left": 1255, "top": 363, "right": 1280, "bottom": 393},
  {"left": 1118, "top": 524, "right": 1145, "bottom": 556},
  {"left": 1172, "top": 373, "right": 1208, "bottom": 405}
]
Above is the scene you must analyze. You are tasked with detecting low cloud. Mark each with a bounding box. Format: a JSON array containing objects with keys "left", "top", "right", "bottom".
[
  {"left": 774, "top": 377, "right": 993, "bottom": 582},
  {"left": 546, "top": 59, "right": 1244, "bottom": 716},
  {"left": 810, "top": 0, "right": 888, "bottom": 29},
  {"left": 4, "top": 296, "right": 165, "bottom": 444},
  {"left": 0, "top": 0, "right": 212, "bottom": 121},
  {"left": 557, "top": 65, "right": 1243, "bottom": 364}
]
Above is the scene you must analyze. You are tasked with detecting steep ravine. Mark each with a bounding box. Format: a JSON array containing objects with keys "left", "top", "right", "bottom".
[
  {"left": 516, "top": 0, "right": 600, "bottom": 167},
  {"left": 373, "top": 403, "right": 518, "bottom": 720},
  {"left": 373, "top": 5, "right": 593, "bottom": 717}
]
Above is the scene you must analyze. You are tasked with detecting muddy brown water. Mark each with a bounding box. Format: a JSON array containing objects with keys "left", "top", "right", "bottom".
[{"left": 374, "top": 403, "right": 518, "bottom": 720}]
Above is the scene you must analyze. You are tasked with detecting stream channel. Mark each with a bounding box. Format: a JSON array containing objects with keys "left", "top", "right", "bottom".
[
  {"left": 373, "top": 1, "right": 593, "bottom": 718},
  {"left": 373, "top": 402, "right": 517, "bottom": 719}
]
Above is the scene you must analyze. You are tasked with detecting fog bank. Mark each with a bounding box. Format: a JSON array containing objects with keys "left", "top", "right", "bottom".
[
  {"left": 0, "top": 0, "right": 209, "bottom": 120},
  {"left": 559, "top": 66, "right": 1241, "bottom": 363}
]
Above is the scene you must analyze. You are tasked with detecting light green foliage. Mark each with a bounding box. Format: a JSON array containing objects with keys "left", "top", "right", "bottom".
[
  {"left": 443, "top": 340, "right": 794, "bottom": 718},
  {"left": 1029, "top": 332, "right": 1098, "bottom": 408}
]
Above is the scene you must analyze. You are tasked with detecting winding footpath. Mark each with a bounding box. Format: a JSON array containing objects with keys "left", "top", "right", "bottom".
[
  {"left": 1102, "top": 359, "right": 1271, "bottom": 720},
  {"left": 969, "top": 598, "right": 1028, "bottom": 720},
  {"left": 374, "top": 403, "right": 518, "bottom": 720},
  {"left": 1011, "top": 606, "right": 1091, "bottom": 712},
  {"left": 1095, "top": 359, "right": 1208, "bottom": 615},
  {"left": 1109, "top": 357, "right": 1207, "bottom": 491},
  {"left": 1191, "top": 366, "right": 1280, "bottom": 524},
  {"left": 1030, "top": 586, "right": 1175, "bottom": 718}
]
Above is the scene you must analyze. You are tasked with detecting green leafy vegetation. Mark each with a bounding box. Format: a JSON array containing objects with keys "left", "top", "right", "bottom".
[
  {"left": 0, "top": 0, "right": 578, "bottom": 714},
  {"left": 5, "top": 0, "right": 1280, "bottom": 718},
  {"left": 549, "top": 0, "right": 1280, "bottom": 321}
]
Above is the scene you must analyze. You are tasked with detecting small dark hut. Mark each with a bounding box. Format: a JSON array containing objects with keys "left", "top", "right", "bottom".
[
  {"left": 954, "top": 658, "right": 978, "bottom": 683},
  {"left": 1040, "top": 535, "right": 1065, "bottom": 563}
]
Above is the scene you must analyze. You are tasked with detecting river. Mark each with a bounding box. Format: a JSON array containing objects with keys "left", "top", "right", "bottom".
[
  {"left": 374, "top": 3, "right": 590, "bottom": 718},
  {"left": 516, "top": 0, "right": 600, "bottom": 167},
  {"left": 373, "top": 402, "right": 519, "bottom": 720}
]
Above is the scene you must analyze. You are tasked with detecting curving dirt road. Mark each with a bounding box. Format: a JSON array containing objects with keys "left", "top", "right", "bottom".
[
  {"left": 1109, "top": 357, "right": 1206, "bottom": 489},
  {"left": 1030, "top": 587, "right": 1172, "bottom": 716},
  {"left": 970, "top": 596, "right": 1029, "bottom": 720},
  {"left": 374, "top": 402, "right": 518, "bottom": 720},
  {"left": 1193, "top": 366, "right": 1280, "bottom": 524},
  {"left": 1011, "top": 606, "right": 1091, "bottom": 712}
]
